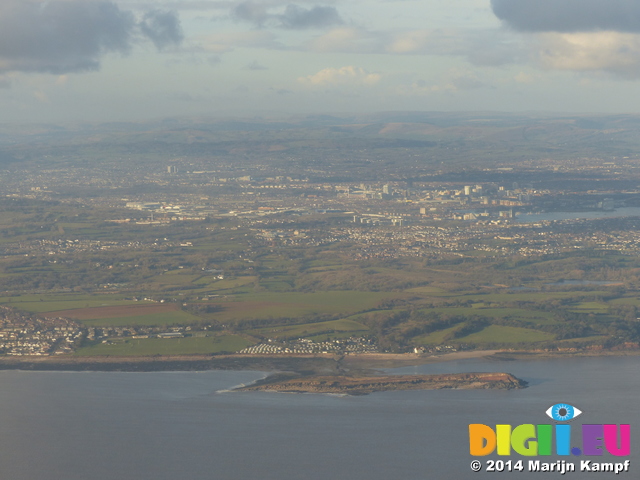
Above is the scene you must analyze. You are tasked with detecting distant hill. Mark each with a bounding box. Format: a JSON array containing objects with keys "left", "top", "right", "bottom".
[{"left": 2, "top": 112, "right": 640, "bottom": 176}]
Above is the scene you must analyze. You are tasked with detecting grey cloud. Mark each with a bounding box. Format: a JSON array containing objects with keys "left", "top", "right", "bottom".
[
  {"left": 232, "top": 2, "right": 342, "bottom": 29},
  {"left": 245, "top": 60, "right": 268, "bottom": 70},
  {"left": 232, "top": 1, "right": 269, "bottom": 26},
  {"left": 140, "top": 10, "right": 184, "bottom": 49},
  {"left": 491, "top": 0, "right": 640, "bottom": 33},
  {"left": 0, "top": 0, "right": 183, "bottom": 75},
  {"left": 0, "top": 0, "right": 134, "bottom": 74},
  {"left": 279, "top": 5, "right": 342, "bottom": 29},
  {"left": 129, "top": 1, "right": 232, "bottom": 10}
]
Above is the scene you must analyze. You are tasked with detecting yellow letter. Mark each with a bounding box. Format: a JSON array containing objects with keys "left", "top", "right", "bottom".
[{"left": 497, "top": 424, "right": 512, "bottom": 455}]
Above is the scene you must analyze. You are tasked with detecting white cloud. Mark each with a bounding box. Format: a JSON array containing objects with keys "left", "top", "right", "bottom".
[
  {"left": 534, "top": 31, "right": 640, "bottom": 78},
  {"left": 298, "top": 66, "right": 381, "bottom": 87}
]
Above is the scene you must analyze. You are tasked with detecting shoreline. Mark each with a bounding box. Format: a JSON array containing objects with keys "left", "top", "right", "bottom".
[{"left": 0, "top": 348, "right": 637, "bottom": 373}]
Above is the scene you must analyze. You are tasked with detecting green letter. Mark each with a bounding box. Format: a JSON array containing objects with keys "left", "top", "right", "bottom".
[{"left": 512, "top": 424, "right": 537, "bottom": 456}]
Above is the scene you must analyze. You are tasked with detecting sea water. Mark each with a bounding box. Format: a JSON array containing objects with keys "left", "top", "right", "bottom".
[{"left": 0, "top": 356, "right": 637, "bottom": 480}]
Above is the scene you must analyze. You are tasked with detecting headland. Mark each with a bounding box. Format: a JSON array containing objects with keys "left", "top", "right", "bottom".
[{"left": 235, "top": 372, "right": 527, "bottom": 395}]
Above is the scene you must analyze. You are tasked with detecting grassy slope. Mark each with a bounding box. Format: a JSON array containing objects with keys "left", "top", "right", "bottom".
[{"left": 75, "top": 335, "right": 252, "bottom": 356}]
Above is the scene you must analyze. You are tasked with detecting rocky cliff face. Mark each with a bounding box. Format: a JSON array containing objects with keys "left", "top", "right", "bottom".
[{"left": 238, "top": 372, "right": 527, "bottom": 395}]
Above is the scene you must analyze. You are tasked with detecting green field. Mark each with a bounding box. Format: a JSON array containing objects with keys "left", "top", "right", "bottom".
[
  {"left": 413, "top": 325, "right": 462, "bottom": 345},
  {"left": 404, "top": 286, "right": 448, "bottom": 295},
  {"left": 259, "top": 279, "right": 295, "bottom": 292},
  {"left": 0, "top": 293, "right": 132, "bottom": 303},
  {"left": 251, "top": 318, "right": 369, "bottom": 339},
  {"left": 0, "top": 255, "right": 637, "bottom": 352},
  {"left": 210, "top": 290, "right": 394, "bottom": 322},
  {"left": 419, "top": 306, "right": 558, "bottom": 326},
  {"left": 413, "top": 324, "right": 554, "bottom": 345},
  {"left": 208, "top": 276, "right": 258, "bottom": 290},
  {"left": 306, "top": 265, "right": 345, "bottom": 272},
  {"left": 149, "top": 274, "right": 203, "bottom": 286},
  {"left": 568, "top": 302, "right": 609, "bottom": 314},
  {"left": 6, "top": 299, "right": 143, "bottom": 313},
  {"left": 468, "top": 291, "right": 610, "bottom": 301},
  {"left": 457, "top": 325, "right": 555, "bottom": 344},
  {"left": 77, "top": 310, "right": 202, "bottom": 327},
  {"left": 609, "top": 297, "right": 640, "bottom": 306},
  {"left": 75, "top": 335, "right": 253, "bottom": 356}
]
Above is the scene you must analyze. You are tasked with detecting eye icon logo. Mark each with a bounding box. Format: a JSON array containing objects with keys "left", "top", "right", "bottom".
[{"left": 545, "top": 403, "right": 582, "bottom": 422}]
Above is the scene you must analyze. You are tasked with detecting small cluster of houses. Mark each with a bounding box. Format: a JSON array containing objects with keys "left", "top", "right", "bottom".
[{"left": 238, "top": 337, "right": 378, "bottom": 355}]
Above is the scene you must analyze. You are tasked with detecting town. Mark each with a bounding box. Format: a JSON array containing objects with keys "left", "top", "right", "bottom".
[{"left": 3, "top": 114, "right": 640, "bottom": 356}]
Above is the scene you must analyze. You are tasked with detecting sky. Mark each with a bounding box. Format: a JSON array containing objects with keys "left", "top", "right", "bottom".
[{"left": 4, "top": 0, "right": 640, "bottom": 122}]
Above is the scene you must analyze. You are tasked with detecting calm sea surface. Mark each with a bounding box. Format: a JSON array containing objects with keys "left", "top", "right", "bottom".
[{"left": 0, "top": 356, "right": 637, "bottom": 480}]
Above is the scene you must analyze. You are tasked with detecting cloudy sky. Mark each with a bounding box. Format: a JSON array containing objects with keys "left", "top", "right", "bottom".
[{"left": 3, "top": 0, "right": 640, "bottom": 122}]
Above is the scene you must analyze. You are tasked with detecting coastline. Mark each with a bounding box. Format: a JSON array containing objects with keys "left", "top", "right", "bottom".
[
  {"left": 0, "top": 350, "right": 501, "bottom": 372},
  {"left": 0, "top": 348, "right": 637, "bottom": 373}
]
